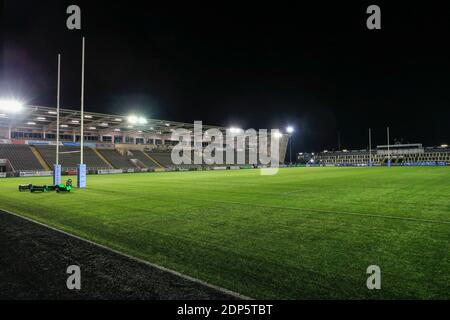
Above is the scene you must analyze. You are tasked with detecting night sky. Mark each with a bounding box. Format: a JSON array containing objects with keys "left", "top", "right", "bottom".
[{"left": 1, "top": 1, "right": 450, "bottom": 153}]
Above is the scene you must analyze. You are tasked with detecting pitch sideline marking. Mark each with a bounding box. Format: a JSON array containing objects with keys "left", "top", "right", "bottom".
[{"left": 0, "top": 208, "right": 252, "bottom": 300}]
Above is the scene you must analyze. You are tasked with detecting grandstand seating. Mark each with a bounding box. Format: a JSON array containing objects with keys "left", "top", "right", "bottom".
[
  {"left": 98, "top": 149, "right": 136, "bottom": 169},
  {"left": 0, "top": 144, "right": 44, "bottom": 171},
  {"left": 145, "top": 151, "right": 175, "bottom": 168},
  {"left": 129, "top": 151, "right": 159, "bottom": 168},
  {"left": 35, "top": 145, "right": 109, "bottom": 170}
]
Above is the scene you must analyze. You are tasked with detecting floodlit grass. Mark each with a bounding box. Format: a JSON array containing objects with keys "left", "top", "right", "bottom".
[{"left": 0, "top": 167, "right": 449, "bottom": 299}]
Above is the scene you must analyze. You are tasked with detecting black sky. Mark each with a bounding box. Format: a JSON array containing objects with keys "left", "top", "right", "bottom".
[{"left": 1, "top": 1, "right": 450, "bottom": 153}]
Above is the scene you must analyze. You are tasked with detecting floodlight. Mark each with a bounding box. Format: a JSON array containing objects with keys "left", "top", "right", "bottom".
[
  {"left": 128, "top": 115, "right": 138, "bottom": 124},
  {"left": 60, "top": 124, "right": 68, "bottom": 128},
  {"left": 27, "top": 121, "right": 36, "bottom": 125},
  {"left": 273, "top": 131, "right": 283, "bottom": 138},
  {"left": 89, "top": 127, "right": 96, "bottom": 130},
  {"left": 138, "top": 117, "right": 148, "bottom": 125},
  {"left": 441, "top": 144, "right": 448, "bottom": 148},
  {"left": 37, "top": 117, "right": 46, "bottom": 121},
  {"left": 115, "top": 118, "right": 122, "bottom": 122},
  {"left": 71, "top": 120, "right": 79, "bottom": 124},
  {"left": 286, "top": 126, "right": 294, "bottom": 134},
  {"left": 229, "top": 127, "right": 243, "bottom": 134},
  {"left": 48, "top": 111, "right": 57, "bottom": 115},
  {"left": 0, "top": 99, "right": 23, "bottom": 113},
  {"left": 84, "top": 115, "right": 92, "bottom": 119}
]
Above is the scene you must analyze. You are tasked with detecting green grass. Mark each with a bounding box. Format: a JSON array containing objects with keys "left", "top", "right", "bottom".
[{"left": 0, "top": 167, "right": 449, "bottom": 299}]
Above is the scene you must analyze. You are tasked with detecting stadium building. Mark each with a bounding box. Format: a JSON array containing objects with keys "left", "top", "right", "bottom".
[
  {"left": 0, "top": 105, "right": 289, "bottom": 176},
  {"left": 313, "top": 143, "right": 450, "bottom": 166}
]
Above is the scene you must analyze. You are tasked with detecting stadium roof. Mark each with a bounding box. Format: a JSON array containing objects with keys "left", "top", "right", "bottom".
[{"left": 0, "top": 105, "right": 226, "bottom": 136}]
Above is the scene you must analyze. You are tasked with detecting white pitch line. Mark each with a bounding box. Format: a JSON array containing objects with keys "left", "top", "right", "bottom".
[{"left": 0, "top": 208, "right": 252, "bottom": 300}]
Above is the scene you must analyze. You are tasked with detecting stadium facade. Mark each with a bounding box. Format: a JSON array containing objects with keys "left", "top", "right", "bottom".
[
  {"left": 310, "top": 143, "right": 450, "bottom": 166},
  {"left": 0, "top": 105, "right": 289, "bottom": 176}
]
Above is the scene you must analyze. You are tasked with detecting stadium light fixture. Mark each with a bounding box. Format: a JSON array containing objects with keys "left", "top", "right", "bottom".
[
  {"left": 48, "top": 111, "right": 57, "bottom": 115},
  {"left": 37, "top": 117, "right": 47, "bottom": 121},
  {"left": 128, "top": 115, "right": 138, "bottom": 124},
  {"left": 273, "top": 131, "right": 283, "bottom": 138},
  {"left": 286, "top": 126, "right": 294, "bottom": 134},
  {"left": 84, "top": 115, "right": 92, "bottom": 119},
  {"left": 71, "top": 120, "right": 79, "bottom": 124},
  {"left": 441, "top": 144, "right": 448, "bottom": 148},
  {"left": 27, "top": 121, "right": 36, "bottom": 125},
  {"left": 138, "top": 117, "right": 148, "bottom": 125},
  {"left": 88, "top": 126, "right": 96, "bottom": 130},
  {"left": 0, "top": 99, "right": 24, "bottom": 113},
  {"left": 229, "top": 127, "right": 243, "bottom": 134},
  {"left": 114, "top": 118, "right": 122, "bottom": 122},
  {"left": 60, "top": 124, "right": 68, "bottom": 128},
  {"left": 128, "top": 115, "right": 147, "bottom": 125}
]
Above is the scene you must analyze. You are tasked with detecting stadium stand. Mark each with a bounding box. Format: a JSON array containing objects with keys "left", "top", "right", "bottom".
[
  {"left": 145, "top": 151, "right": 176, "bottom": 168},
  {"left": 35, "top": 145, "right": 110, "bottom": 170},
  {"left": 0, "top": 144, "right": 44, "bottom": 171},
  {"left": 129, "top": 150, "right": 160, "bottom": 168},
  {"left": 97, "top": 149, "right": 136, "bottom": 169}
]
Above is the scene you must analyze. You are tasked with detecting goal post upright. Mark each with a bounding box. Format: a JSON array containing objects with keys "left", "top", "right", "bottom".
[
  {"left": 53, "top": 54, "right": 62, "bottom": 185},
  {"left": 77, "top": 36, "right": 87, "bottom": 188}
]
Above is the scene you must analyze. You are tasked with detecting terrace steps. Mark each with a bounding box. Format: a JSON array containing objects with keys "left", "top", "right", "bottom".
[
  {"left": 30, "top": 146, "right": 51, "bottom": 170},
  {"left": 92, "top": 147, "right": 113, "bottom": 169},
  {"left": 143, "top": 152, "right": 164, "bottom": 168}
]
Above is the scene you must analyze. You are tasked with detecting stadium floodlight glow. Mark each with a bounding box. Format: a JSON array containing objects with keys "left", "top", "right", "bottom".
[
  {"left": 286, "top": 126, "right": 294, "bottom": 134},
  {"left": 114, "top": 118, "right": 122, "bottom": 122},
  {"left": 128, "top": 115, "right": 138, "bottom": 124},
  {"left": 273, "top": 131, "right": 283, "bottom": 138},
  {"left": 60, "top": 124, "right": 68, "bottom": 128},
  {"left": 128, "top": 115, "right": 147, "bottom": 125},
  {"left": 441, "top": 144, "right": 448, "bottom": 148},
  {"left": 37, "top": 117, "right": 46, "bottom": 121},
  {"left": 48, "top": 111, "right": 57, "bottom": 115},
  {"left": 0, "top": 99, "right": 24, "bottom": 113},
  {"left": 138, "top": 117, "right": 148, "bottom": 125},
  {"left": 100, "top": 122, "right": 108, "bottom": 126},
  {"left": 27, "top": 121, "right": 36, "bottom": 125},
  {"left": 89, "top": 126, "right": 96, "bottom": 130},
  {"left": 71, "top": 120, "right": 79, "bottom": 124},
  {"left": 229, "top": 127, "right": 243, "bottom": 134},
  {"left": 84, "top": 115, "right": 92, "bottom": 119}
]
